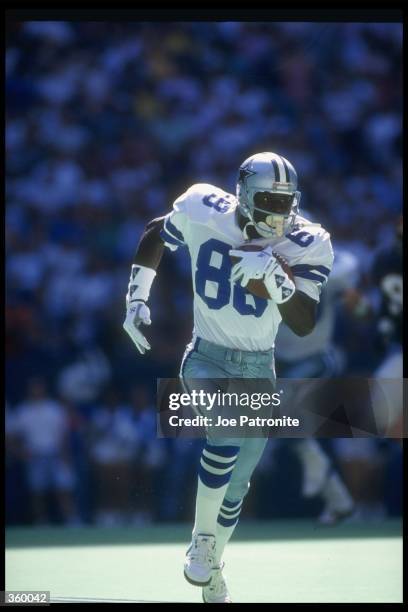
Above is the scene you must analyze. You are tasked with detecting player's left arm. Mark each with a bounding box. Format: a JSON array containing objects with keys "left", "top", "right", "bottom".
[
  {"left": 271, "top": 231, "right": 334, "bottom": 336},
  {"left": 230, "top": 244, "right": 325, "bottom": 336},
  {"left": 277, "top": 291, "right": 318, "bottom": 337},
  {"left": 257, "top": 248, "right": 320, "bottom": 336}
]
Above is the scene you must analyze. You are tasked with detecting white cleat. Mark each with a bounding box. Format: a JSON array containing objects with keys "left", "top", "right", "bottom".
[
  {"left": 203, "top": 563, "right": 232, "bottom": 603},
  {"left": 184, "top": 534, "right": 216, "bottom": 586},
  {"left": 318, "top": 472, "right": 355, "bottom": 526}
]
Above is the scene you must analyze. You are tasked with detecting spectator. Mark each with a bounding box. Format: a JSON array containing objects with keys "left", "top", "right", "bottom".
[
  {"left": 88, "top": 389, "right": 138, "bottom": 526},
  {"left": 127, "top": 384, "right": 167, "bottom": 524},
  {"left": 13, "top": 378, "right": 80, "bottom": 525},
  {"left": 5, "top": 21, "right": 402, "bottom": 525}
]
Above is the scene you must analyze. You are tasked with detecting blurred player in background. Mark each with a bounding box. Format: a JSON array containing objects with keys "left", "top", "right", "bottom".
[
  {"left": 123, "top": 152, "right": 335, "bottom": 602},
  {"left": 371, "top": 215, "right": 403, "bottom": 438},
  {"left": 275, "top": 246, "right": 371, "bottom": 525},
  {"left": 373, "top": 215, "right": 402, "bottom": 364},
  {"left": 333, "top": 216, "right": 403, "bottom": 520}
]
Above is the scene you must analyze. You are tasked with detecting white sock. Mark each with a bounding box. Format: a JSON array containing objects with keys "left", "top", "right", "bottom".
[
  {"left": 192, "top": 443, "right": 240, "bottom": 537},
  {"left": 214, "top": 498, "right": 243, "bottom": 566}
]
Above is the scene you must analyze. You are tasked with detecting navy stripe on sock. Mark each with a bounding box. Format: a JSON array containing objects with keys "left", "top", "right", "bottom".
[
  {"left": 222, "top": 498, "right": 243, "bottom": 509},
  {"left": 217, "top": 514, "right": 240, "bottom": 528},
  {"left": 219, "top": 505, "right": 242, "bottom": 517},
  {"left": 204, "top": 444, "right": 239, "bottom": 458},
  {"left": 201, "top": 455, "right": 237, "bottom": 471},
  {"left": 198, "top": 466, "right": 233, "bottom": 488},
  {"left": 198, "top": 445, "right": 239, "bottom": 489}
]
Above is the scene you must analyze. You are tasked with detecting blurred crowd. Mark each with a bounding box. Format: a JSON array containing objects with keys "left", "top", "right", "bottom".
[{"left": 6, "top": 21, "right": 402, "bottom": 526}]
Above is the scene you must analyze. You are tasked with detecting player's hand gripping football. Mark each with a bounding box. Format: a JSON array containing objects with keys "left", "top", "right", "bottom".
[
  {"left": 229, "top": 248, "right": 272, "bottom": 287},
  {"left": 123, "top": 264, "right": 156, "bottom": 354},
  {"left": 263, "top": 251, "right": 296, "bottom": 303},
  {"left": 229, "top": 246, "right": 296, "bottom": 304}
]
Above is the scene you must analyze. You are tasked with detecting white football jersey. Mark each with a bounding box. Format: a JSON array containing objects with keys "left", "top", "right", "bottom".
[
  {"left": 275, "top": 248, "right": 360, "bottom": 362},
  {"left": 161, "top": 183, "right": 334, "bottom": 351}
]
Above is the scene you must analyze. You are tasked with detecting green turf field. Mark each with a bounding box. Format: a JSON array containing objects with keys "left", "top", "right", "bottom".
[{"left": 6, "top": 520, "right": 402, "bottom": 603}]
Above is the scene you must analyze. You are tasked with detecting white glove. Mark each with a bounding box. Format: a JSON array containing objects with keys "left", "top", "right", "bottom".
[
  {"left": 263, "top": 253, "right": 296, "bottom": 304},
  {"left": 229, "top": 249, "right": 272, "bottom": 287},
  {"left": 229, "top": 247, "right": 296, "bottom": 304},
  {"left": 123, "top": 265, "right": 156, "bottom": 354},
  {"left": 123, "top": 300, "right": 152, "bottom": 354}
]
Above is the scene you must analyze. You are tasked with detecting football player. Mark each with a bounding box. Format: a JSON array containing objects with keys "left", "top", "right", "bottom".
[
  {"left": 372, "top": 215, "right": 402, "bottom": 376},
  {"left": 123, "top": 152, "right": 334, "bottom": 603},
  {"left": 370, "top": 215, "right": 403, "bottom": 436},
  {"left": 331, "top": 219, "right": 403, "bottom": 519},
  {"left": 275, "top": 247, "right": 364, "bottom": 525}
]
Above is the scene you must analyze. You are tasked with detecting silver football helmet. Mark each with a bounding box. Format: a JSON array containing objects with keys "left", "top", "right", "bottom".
[{"left": 236, "top": 152, "right": 301, "bottom": 238}]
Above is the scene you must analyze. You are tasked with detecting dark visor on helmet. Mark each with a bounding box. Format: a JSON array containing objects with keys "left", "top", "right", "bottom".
[{"left": 253, "top": 191, "right": 294, "bottom": 216}]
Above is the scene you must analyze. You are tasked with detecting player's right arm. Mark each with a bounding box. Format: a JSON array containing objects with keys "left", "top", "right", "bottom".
[
  {"left": 122, "top": 216, "right": 165, "bottom": 354},
  {"left": 123, "top": 187, "right": 193, "bottom": 354},
  {"left": 134, "top": 216, "right": 167, "bottom": 270}
]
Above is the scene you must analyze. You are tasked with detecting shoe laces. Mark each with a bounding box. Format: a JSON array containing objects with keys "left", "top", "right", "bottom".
[{"left": 189, "top": 535, "right": 215, "bottom": 566}]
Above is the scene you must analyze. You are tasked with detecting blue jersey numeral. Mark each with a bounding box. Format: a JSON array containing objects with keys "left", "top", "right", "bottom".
[
  {"left": 233, "top": 283, "right": 267, "bottom": 317},
  {"left": 195, "top": 238, "right": 268, "bottom": 317},
  {"left": 195, "top": 239, "right": 231, "bottom": 310},
  {"left": 202, "top": 194, "right": 233, "bottom": 213},
  {"left": 287, "top": 229, "right": 314, "bottom": 247}
]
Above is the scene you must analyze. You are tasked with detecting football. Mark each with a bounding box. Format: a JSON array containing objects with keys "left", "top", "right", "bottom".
[{"left": 230, "top": 244, "right": 294, "bottom": 300}]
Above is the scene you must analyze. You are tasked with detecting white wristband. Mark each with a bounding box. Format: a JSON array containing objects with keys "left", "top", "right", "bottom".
[
  {"left": 263, "top": 259, "right": 296, "bottom": 304},
  {"left": 127, "top": 265, "right": 156, "bottom": 305}
]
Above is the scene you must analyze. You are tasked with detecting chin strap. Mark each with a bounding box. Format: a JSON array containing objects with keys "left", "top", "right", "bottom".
[
  {"left": 243, "top": 217, "right": 284, "bottom": 239},
  {"left": 239, "top": 206, "right": 300, "bottom": 240},
  {"left": 239, "top": 207, "right": 291, "bottom": 240},
  {"left": 242, "top": 221, "right": 258, "bottom": 240}
]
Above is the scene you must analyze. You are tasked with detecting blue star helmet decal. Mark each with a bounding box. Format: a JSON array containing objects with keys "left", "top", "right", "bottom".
[{"left": 238, "top": 165, "right": 256, "bottom": 182}]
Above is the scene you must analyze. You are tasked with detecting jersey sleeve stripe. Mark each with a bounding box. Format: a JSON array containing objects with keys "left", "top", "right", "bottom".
[
  {"left": 312, "top": 264, "right": 331, "bottom": 276},
  {"left": 164, "top": 217, "right": 185, "bottom": 243},
  {"left": 293, "top": 270, "right": 326, "bottom": 283},
  {"left": 160, "top": 228, "right": 185, "bottom": 247},
  {"left": 291, "top": 263, "right": 331, "bottom": 277}
]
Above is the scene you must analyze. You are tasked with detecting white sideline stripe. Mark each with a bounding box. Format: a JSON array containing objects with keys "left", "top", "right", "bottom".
[
  {"left": 200, "top": 458, "right": 235, "bottom": 475},
  {"left": 202, "top": 448, "right": 238, "bottom": 464},
  {"left": 50, "top": 596, "right": 165, "bottom": 603}
]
